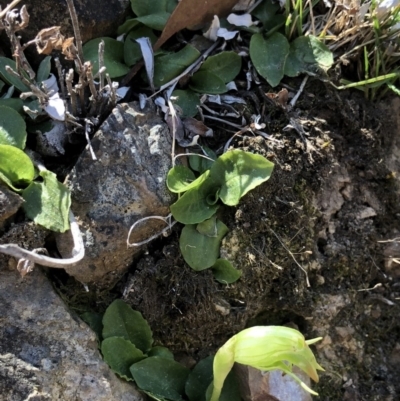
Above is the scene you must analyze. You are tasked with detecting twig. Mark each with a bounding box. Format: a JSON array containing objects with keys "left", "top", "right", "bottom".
[
  {"left": 0, "top": 211, "right": 84, "bottom": 269},
  {"left": 84, "top": 119, "right": 97, "bottom": 160},
  {"left": 269, "top": 228, "right": 310, "bottom": 287},
  {"left": 127, "top": 214, "right": 177, "bottom": 247},
  {"left": 98, "top": 40, "right": 105, "bottom": 92},
  {"left": 0, "top": 0, "right": 23, "bottom": 18},
  {"left": 65, "top": 0, "right": 84, "bottom": 63},
  {"left": 54, "top": 58, "right": 67, "bottom": 99},
  {"left": 289, "top": 75, "right": 308, "bottom": 109}
]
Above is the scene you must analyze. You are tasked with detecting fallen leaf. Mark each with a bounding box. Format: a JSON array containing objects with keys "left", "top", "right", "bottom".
[
  {"left": 182, "top": 117, "right": 213, "bottom": 137},
  {"left": 35, "top": 27, "right": 64, "bottom": 55},
  {"left": 154, "top": 0, "right": 240, "bottom": 50}
]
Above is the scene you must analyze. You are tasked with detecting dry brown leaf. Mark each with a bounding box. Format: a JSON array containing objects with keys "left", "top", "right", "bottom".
[
  {"left": 35, "top": 26, "right": 65, "bottom": 54},
  {"left": 61, "top": 37, "right": 77, "bottom": 60},
  {"left": 182, "top": 117, "right": 213, "bottom": 137},
  {"left": 154, "top": 0, "right": 240, "bottom": 50}
]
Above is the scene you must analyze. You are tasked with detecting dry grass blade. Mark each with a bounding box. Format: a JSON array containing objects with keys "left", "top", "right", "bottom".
[{"left": 154, "top": 0, "right": 239, "bottom": 50}]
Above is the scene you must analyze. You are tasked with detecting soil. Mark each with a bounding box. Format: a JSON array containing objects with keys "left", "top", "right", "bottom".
[{"left": 6, "top": 79, "right": 400, "bottom": 400}]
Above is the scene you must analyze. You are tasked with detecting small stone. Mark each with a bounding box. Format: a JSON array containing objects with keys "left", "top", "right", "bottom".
[
  {"left": 0, "top": 185, "right": 24, "bottom": 228},
  {"left": 356, "top": 207, "right": 377, "bottom": 219}
]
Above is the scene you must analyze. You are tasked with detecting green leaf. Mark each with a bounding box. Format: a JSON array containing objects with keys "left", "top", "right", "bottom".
[
  {"left": 211, "top": 259, "right": 242, "bottom": 284},
  {"left": 124, "top": 26, "right": 158, "bottom": 66},
  {"left": 170, "top": 172, "right": 220, "bottom": 224},
  {"left": 185, "top": 356, "right": 214, "bottom": 401},
  {"left": 153, "top": 45, "right": 200, "bottom": 87},
  {"left": 131, "top": 0, "right": 167, "bottom": 16},
  {"left": 284, "top": 35, "right": 333, "bottom": 77},
  {"left": 0, "top": 57, "right": 30, "bottom": 92},
  {"left": 22, "top": 169, "right": 71, "bottom": 232},
  {"left": 189, "top": 147, "right": 216, "bottom": 174},
  {"left": 36, "top": 56, "right": 51, "bottom": 84},
  {"left": 83, "top": 37, "right": 129, "bottom": 78},
  {"left": 0, "top": 144, "right": 34, "bottom": 190},
  {"left": 102, "top": 337, "right": 145, "bottom": 380},
  {"left": 0, "top": 105, "right": 27, "bottom": 148},
  {"left": 171, "top": 89, "right": 200, "bottom": 118},
  {"left": 136, "top": 12, "right": 170, "bottom": 30},
  {"left": 81, "top": 312, "right": 103, "bottom": 342},
  {"left": 166, "top": 0, "right": 178, "bottom": 13},
  {"left": 118, "top": 18, "right": 142, "bottom": 35},
  {"left": 149, "top": 346, "right": 175, "bottom": 360},
  {"left": 0, "top": 79, "right": 4, "bottom": 92},
  {"left": 250, "top": 32, "right": 289, "bottom": 87},
  {"left": 186, "top": 356, "right": 241, "bottom": 401},
  {"left": 130, "top": 356, "right": 190, "bottom": 401},
  {"left": 102, "top": 299, "right": 153, "bottom": 353},
  {"left": 210, "top": 149, "right": 274, "bottom": 206},
  {"left": 252, "top": 0, "right": 281, "bottom": 28},
  {"left": 196, "top": 215, "right": 218, "bottom": 237},
  {"left": 0, "top": 98, "right": 24, "bottom": 114},
  {"left": 189, "top": 71, "right": 227, "bottom": 94},
  {"left": 199, "top": 52, "right": 241, "bottom": 83},
  {"left": 179, "top": 220, "right": 228, "bottom": 271},
  {"left": 166, "top": 166, "right": 210, "bottom": 194}
]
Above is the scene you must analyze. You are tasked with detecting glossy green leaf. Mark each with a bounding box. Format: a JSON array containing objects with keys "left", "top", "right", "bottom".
[
  {"left": 0, "top": 98, "right": 24, "bottom": 114},
  {"left": 102, "top": 299, "right": 153, "bottom": 353},
  {"left": 149, "top": 346, "right": 175, "bottom": 360},
  {"left": 36, "top": 56, "right": 51, "bottom": 84},
  {"left": 0, "top": 145, "right": 34, "bottom": 190},
  {"left": 250, "top": 32, "right": 289, "bottom": 87},
  {"left": 81, "top": 312, "right": 103, "bottom": 342},
  {"left": 189, "top": 147, "right": 216, "bottom": 173},
  {"left": 252, "top": 0, "right": 281, "bottom": 28},
  {"left": 136, "top": 12, "right": 170, "bottom": 30},
  {"left": 189, "top": 71, "right": 227, "bottom": 94},
  {"left": 124, "top": 26, "right": 158, "bottom": 66},
  {"left": 83, "top": 37, "right": 129, "bottom": 78},
  {"left": 131, "top": 0, "right": 167, "bottom": 16},
  {"left": 102, "top": 337, "right": 145, "bottom": 380},
  {"left": 170, "top": 172, "right": 220, "bottom": 224},
  {"left": 284, "top": 35, "right": 333, "bottom": 77},
  {"left": 211, "top": 259, "right": 242, "bottom": 284},
  {"left": 210, "top": 149, "right": 274, "bottom": 206},
  {"left": 0, "top": 57, "right": 29, "bottom": 92},
  {"left": 0, "top": 105, "right": 27, "bottom": 148},
  {"left": 22, "top": 169, "right": 71, "bottom": 232},
  {"left": 166, "top": 166, "right": 212, "bottom": 194},
  {"left": 130, "top": 356, "right": 190, "bottom": 401},
  {"left": 179, "top": 220, "right": 228, "bottom": 270},
  {"left": 199, "top": 52, "right": 241, "bottom": 83},
  {"left": 171, "top": 89, "right": 200, "bottom": 118},
  {"left": 153, "top": 45, "right": 200, "bottom": 87}
]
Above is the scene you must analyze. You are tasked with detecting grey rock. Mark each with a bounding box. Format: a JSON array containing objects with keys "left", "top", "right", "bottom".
[
  {"left": 0, "top": 185, "right": 23, "bottom": 230},
  {"left": 0, "top": 0, "right": 130, "bottom": 66},
  {"left": 0, "top": 264, "right": 144, "bottom": 401},
  {"left": 57, "top": 101, "right": 175, "bottom": 285}
]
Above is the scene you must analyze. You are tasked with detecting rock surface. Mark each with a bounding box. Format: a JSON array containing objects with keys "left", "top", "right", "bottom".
[
  {"left": 0, "top": 262, "right": 144, "bottom": 401},
  {"left": 57, "top": 101, "right": 175, "bottom": 285}
]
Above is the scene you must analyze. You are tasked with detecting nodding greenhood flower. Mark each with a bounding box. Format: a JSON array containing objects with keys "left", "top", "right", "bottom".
[{"left": 209, "top": 326, "right": 324, "bottom": 401}]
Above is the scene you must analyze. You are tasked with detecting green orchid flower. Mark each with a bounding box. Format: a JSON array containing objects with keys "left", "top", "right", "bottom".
[{"left": 209, "top": 326, "right": 324, "bottom": 401}]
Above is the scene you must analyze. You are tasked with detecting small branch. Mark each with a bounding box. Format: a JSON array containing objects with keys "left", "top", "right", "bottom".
[
  {"left": 0, "top": 211, "right": 85, "bottom": 269},
  {"left": 0, "top": 0, "right": 23, "bottom": 18},
  {"left": 65, "top": 0, "right": 84, "bottom": 62},
  {"left": 54, "top": 57, "right": 67, "bottom": 98}
]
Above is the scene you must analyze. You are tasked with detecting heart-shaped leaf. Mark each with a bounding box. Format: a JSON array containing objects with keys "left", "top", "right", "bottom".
[
  {"left": 189, "top": 147, "right": 216, "bottom": 173},
  {"left": 83, "top": 37, "right": 129, "bottom": 78},
  {"left": 148, "top": 346, "right": 175, "bottom": 360},
  {"left": 130, "top": 356, "right": 190, "bottom": 401},
  {"left": 250, "top": 32, "right": 289, "bottom": 87},
  {"left": 179, "top": 220, "right": 228, "bottom": 270},
  {"left": 22, "top": 169, "right": 71, "bottom": 232},
  {"left": 124, "top": 26, "right": 158, "bottom": 67},
  {"left": 189, "top": 71, "right": 227, "bottom": 94},
  {"left": 171, "top": 89, "right": 200, "bottom": 118},
  {"left": 102, "top": 337, "right": 145, "bottom": 380},
  {"left": 102, "top": 299, "right": 153, "bottom": 353}
]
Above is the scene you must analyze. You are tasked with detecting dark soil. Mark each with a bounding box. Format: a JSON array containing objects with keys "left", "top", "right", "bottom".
[{"left": 37, "top": 82, "right": 400, "bottom": 399}]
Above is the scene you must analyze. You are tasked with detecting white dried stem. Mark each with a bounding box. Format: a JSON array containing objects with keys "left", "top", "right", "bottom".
[
  {"left": 66, "top": 68, "right": 77, "bottom": 115},
  {"left": 0, "top": 211, "right": 85, "bottom": 269},
  {"left": 0, "top": 0, "right": 23, "bottom": 18},
  {"left": 65, "top": 0, "right": 84, "bottom": 63}
]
